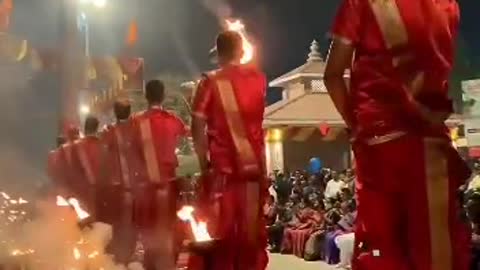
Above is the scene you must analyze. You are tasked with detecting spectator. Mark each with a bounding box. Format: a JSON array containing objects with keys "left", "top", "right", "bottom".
[{"left": 325, "top": 173, "right": 346, "bottom": 199}]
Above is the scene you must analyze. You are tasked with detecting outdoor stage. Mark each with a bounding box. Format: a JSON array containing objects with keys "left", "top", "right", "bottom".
[{"left": 267, "top": 254, "right": 336, "bottom": 270}]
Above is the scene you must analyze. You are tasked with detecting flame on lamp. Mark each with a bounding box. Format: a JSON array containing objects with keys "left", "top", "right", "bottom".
[
  {"left": 73, "top": 247, "right": 81, "bottom": 260},
  {"left": 56, "top": 196, "right": 90, "bottom": 220},
  {"left": 177, "top": 206, "right": 212, "bottom": 242},
  {"left": 56, "top": 196, "right": 70, "bottom": 206},
  {"left": 225, "top": 19, "right": 254, "bottom": 64}
]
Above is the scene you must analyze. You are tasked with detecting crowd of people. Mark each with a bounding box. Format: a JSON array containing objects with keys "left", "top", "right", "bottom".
[
  {"left": 261, "top": 163, "right": 480, "bottom": 270},
  {"left": 264, "top": 168, "right": 356, "bottom": 269}
]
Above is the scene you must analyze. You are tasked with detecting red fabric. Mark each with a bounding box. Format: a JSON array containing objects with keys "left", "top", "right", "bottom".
[
  {"left": 331, "top": 0, "right": 460, "bottom": 139},
  {"left": 192, "top": 65, "right": 266, "bottom": 173},
  {"left": 101, "top": 121, "right": 144, "bottom": 186},
  {"left": 280, "top": 208, "right": 323, "bottom": 257},
  {"left": 469, "top": 147, "right": 480, "bottom": 158},
  {"left": 133, "top": 107, "right": 187, "bottom": 170},
  {"left": 71, "top": 136, "right": 103, "bottom": 210},
  {"left": 202, "top": 173, "right": 268, "bottom": 270},
  {"left": 352, "top": 135, "right": 470, "bottom": 270},
  {"left": 58, "top": 142, "right": 79, "bottom": 196},
  {"left": 47, "top": 149, "right": 65, "bottom": 192}
]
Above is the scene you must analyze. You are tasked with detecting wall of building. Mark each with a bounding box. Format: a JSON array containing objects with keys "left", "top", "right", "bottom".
[{"left": 283, "top": 131, "right": 350, "bottom": 171}]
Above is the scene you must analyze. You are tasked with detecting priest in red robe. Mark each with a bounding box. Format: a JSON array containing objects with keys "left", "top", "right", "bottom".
[
  {"left": 191, "top": 31, "right": 268, "bottom": 270},
  {"left": 324, "top": 1, "right": 470, "bottom": 269},
  {"left": 47, "top": 136, "right": 66, "bottom": 194},
  {"left": 72, "top": 116, "right": 102, "bottom": 215},
  {"left": 59, "top": 126, "right": 80, "bottom": 197},
  {"left": 100, "top": 99, "right": 138, "bottom": 263},
  {"left": 132, "top": 80, "right": 187, "bottom": 270}
]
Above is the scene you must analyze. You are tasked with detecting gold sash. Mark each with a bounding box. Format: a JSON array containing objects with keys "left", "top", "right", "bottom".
[
  {"left": 139, "top": 118, "right": 161, "bottom": 184},
  {"left": 77, "top": 145, "right": 95, "bottom": 185},
  {"left": 215, "top": 79, "right": 259, "bottom": 174},
  {"left": 369, "top": 0, "right": 447, "bottom": 122},
  {"left": 214, "top": 77, "right": 262, "bottom": 247},
  {"left": 115, "top": 128, "right": 131, "bottom": 188},
  {"left": 369, "top": 0, "right": 408, "bottom": 50}
]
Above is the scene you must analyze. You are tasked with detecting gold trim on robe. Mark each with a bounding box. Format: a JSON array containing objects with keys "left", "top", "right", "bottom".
[
  {"left": 115, "top": 128, "right": 131, "bottom": 188},
  {"left": 214, "top": 78, "right": 262, "bottom": 247},
  {"left": 424, "top": 138, "right": 452, "bottom": 270},
  {"left": 139, "top": 118, "right": 162, "bottom": 184},
  {"left": 215, "top": 79, "right": 259, "bottom": 174},
  {"left": 369, "top": 0, "right": 408, "bottom": 50}
]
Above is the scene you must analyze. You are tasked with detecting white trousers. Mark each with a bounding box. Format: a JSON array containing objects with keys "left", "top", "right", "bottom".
[{"left": 335, "top": 232, "right": 355, "bottom": 266}]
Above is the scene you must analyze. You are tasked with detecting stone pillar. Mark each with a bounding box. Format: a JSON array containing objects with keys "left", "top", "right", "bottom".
[{"left": 265, "top": 128, "right": 285, "bottom": 174}]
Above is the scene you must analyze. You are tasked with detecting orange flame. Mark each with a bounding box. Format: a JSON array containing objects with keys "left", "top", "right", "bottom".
[
  {"left": 56, "top": 195, "right": 69, "bottom": 206},
  {"left": 73, "top": 247, "right": 81, "bottom": 260},
  {"left": 225, "top": 19, "right": 254, "bottom": 64},
  {"left": 177, "top": 206, "right": 212, "bottom": 242},
  {"left": 56, "top": 196, "right": 90, "bottom": 220}
]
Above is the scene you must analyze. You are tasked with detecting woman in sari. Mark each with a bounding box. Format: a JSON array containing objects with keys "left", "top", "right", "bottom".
[
  {"left": 324, "top": 0, "right": 470, "bottom": 269},
  {"left": 281, "top": 199, "right": 325, "bottom": 258}
]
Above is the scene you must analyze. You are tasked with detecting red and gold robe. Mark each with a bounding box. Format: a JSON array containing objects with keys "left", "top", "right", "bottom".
[
  {"left": 58, "top": 141, "right": 78, "bottom": 197},
  {"left": 72, "top": 135, "right": 103, "bottom": 214},
  {"left": 330, "top": 1, "right": 470, "bottom": 270},
  {"left": 100, "top": 121, "right": 140, "bottom": 263},
  {"left": 47, "top": 148, "right": 65, "bottom": 194},
  {"left": 192, "top": 64, "right": 268, "bottom": 270},
  {"left": 132, "top": 107, "right": 187, "bottom": 270}
]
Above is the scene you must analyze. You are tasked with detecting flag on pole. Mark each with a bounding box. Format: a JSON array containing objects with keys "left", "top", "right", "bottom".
[{"left": 126, "top": 20, "right": 138, "bottom": 47}]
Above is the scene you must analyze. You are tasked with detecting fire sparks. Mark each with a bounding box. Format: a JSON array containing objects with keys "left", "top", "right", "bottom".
[
  {"left": 225, "top": 19, "right": 254, "bottom": 64},
  {"left": 177, "top": 206, "right": 212, "bottom": 242},
  {"left": 11, "top": 249, "right": 35, "bottom": 256},
  {"left": 56, "top": 196, "right": 90, "bottom": 220}
]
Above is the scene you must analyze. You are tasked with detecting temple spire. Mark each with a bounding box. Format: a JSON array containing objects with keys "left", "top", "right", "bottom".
[{"left": 307, "top": 40, "right": 323, "bottom": 62}]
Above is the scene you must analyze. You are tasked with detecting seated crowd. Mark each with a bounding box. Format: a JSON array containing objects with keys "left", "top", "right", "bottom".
[
  {"left": 264, "top": 168, "right": 356, "bottom": 269},
  {"left": 262, "top": 162, "right": 480, "bottom": 270}
]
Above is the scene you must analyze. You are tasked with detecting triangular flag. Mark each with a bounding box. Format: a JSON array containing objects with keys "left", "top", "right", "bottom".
[{"left": 126, "top": 20, "right": 138, "bottom": 47}]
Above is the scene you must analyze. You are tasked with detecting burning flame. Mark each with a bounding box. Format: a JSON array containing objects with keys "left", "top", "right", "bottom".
[
  {"left": 88, "top": 251, "right": 99, "bottom": 258},
  {"left": 56, "top": 196, "right": 90, "bottom": 220},
  {"left": 73, "top": 247, "right": 81, "bottom": 260},
  {"left": 56, "top": 195, "right": 69, "bottom": 206},
  {"left": 11, "top": 249, "right": 35, "bottom": 256},
  {"left": 225, "top": 19, "right": 254, "bottom": 64},
  {"left": 177, "top": 206, "right": 212, "bottom": 242},
  {"left": 67, "top": 198, "right": 90, "bottom": 220}
]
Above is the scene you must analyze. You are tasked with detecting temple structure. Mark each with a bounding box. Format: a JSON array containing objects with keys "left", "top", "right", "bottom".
[
  {"left": 264, "top": 40, "right": 350, "bottom": 173},
  {"left": 263, "top": 40, "right": 467, "bottom": 173}
]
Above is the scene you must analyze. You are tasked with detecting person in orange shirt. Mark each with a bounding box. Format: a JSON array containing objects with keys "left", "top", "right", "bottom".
[
  {"left": 191, "top": 31, "right": 268, "bottom": 270},
  {"left": 324, "top": 1, "right": 470, "bottom": 269},
  {"left": 72, "top": 116, "right": 103, "bottom": 215},
  {"left": 100, "top": 99, "right": 138, "bottom": 263},
  {"left": 132, "top": 80, "right": 187, "bottom": 270}
]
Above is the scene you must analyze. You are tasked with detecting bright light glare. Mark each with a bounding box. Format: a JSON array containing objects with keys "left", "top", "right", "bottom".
[
  {"left": 92, "top": 0, "right": 107, "bottom": 8},
  {"left": 80, "top": 12, "right": 87, "bottom": 20},
  {"left": 80, "top": 105, "right": 90, "bottom": 115}
]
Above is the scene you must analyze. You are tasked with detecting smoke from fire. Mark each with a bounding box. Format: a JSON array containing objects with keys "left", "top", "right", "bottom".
[
  {"left": 0, "top": 195, "right": 143, "bottom": 270},
  {"left": 202, "top": 0, "right": 232, "bottom": 20}
]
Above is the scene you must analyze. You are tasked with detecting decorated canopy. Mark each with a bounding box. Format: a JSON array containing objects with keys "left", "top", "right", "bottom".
[{"left": 264, "top": 40, "right": 349, "bottom": 141}]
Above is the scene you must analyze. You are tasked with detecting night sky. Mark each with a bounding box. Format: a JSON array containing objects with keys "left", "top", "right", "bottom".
[{"left": 0, "top": 0, "right": 479, "bottom": 191}]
